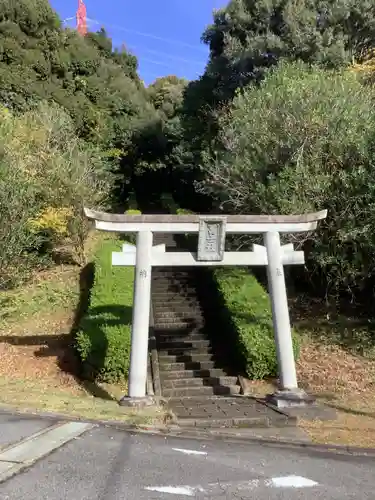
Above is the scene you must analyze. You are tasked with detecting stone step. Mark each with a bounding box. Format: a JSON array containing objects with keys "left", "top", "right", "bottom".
[
  {"left": 152, "top": 278, "right": 195, "bottom": 284},
  {"left": 153, "top": 304, "right": 202, "bottom": 312},
  {"left": 152, "top": 274, "right": 197, "bottom": 285},
  {"left": 154, "top": 311, "right": 200, "bottom": 320},
  {"left": 154, "top": 321, "right": 204, "bottom": 330},
  {"left": 156, "top": 340, "right": 211, "bottom": 350},
  {"left": 153, "top": 295, "right": 198, "bottom": 302},
  {"left": 151, "top": 287, "right": 197, "bottom": 300},
  {"left": 152, "top": 287, "right": 197, "bottom": 294},
  {"left": 156, "top": 333, "right": 207, "bottom": 342},
  {"left": 159, "top": 360, "right": 217, "bottom": 371},
  {"left": 154, "top": 319, "right": 203, "bottom": 326},
  {"left": 162, "top": 385, "right": 241, "bottom": 398},
  {"left": 154, "top": 328, "right": 206, "bottom": 338},
  {"left": 154, "top": 323, "right": 204, "bottom": 330},
  {"left": 160, "top": 368, "right": 227, "bottom": 380},
  {"left": 158, "top": 346, "right": 213, "bottom": 357},
  {"left": 153, "top": 276, "right": 192, "bottom": 282},
  {"left": 154, "top": 311, "right": 201, "bottom": 319},
  {"left": 152, "top": 276, "right": 195, "bottom": 282},
  {"left": 153, "top": 307, "right": 201, "bottom": 315},
  {"left": 169, "top": 416, "right": 274, "bottom": 429},
  {"left": 153, "top": 267, "right": 195, "bottom": 278},
  {"left": 154, "top": 315, "right": 203, "bottom": 323},
  {"left": 153, "top": 294, "right": 199, "bottom": 301},
  {"left": 162, "top": 376, "right": 238, "bottom": 389},
  {"left": 158, "top": 353, "right": 214, "bottom": 363},
  {"left": 153, "top": 289, "right": 196, "bottom": 295},
  {"left": 154, "top": 315, "right": 205, "bottom": 328},
  {"left": 154, "top": 320, "right": 202, "bottom": 328}
]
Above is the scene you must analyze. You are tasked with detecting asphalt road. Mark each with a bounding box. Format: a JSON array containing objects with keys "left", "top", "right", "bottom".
[{"left": 1, "top": 425, "right": 375, "bottom": 499}]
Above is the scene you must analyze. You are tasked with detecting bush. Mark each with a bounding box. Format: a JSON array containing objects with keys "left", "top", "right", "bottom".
[
  {"left": 201, "top": 61, "right": 375, "bottom": 298},
  {"left": 75, "top": 236, "right": 134, "bottom": 383},
  {"left": 0, "top": 102, "right": 112, "bottom": 287},
  {"left": 214, "top": 268, "right": 300, "bottom": 380}
]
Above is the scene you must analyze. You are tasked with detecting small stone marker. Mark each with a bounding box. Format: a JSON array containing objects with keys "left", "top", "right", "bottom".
[{"left": 197, "top": 216, "right": 226, "bottom": 261}]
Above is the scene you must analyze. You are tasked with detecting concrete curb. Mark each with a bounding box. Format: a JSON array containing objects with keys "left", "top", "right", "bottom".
[{"left": 2, "top": 404, "right": 375, "bottom": 458}]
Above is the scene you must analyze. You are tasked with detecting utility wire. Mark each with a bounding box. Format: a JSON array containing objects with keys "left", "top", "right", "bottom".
[
  {"left": 63, "top": 17, "right": 203, "bottom": 76},
  {"left": 63, "top": 17, "right": 208, "bottom": 56},
  {"left": 86, "top": 17, "right": 207, "bottom": 52},
  {"left": 62, "top": 15, "right": 205, "bottom": 79},
  {"left": 119, "top": 43, "right": 205, "bottom": 67},
  {"left": 138, "top": 56, "right": 201, "bottom": 76}
]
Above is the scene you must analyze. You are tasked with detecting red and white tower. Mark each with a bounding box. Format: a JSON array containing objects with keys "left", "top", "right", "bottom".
[{"left": 76, "top": 0, "right": 87, "bottom": 36}]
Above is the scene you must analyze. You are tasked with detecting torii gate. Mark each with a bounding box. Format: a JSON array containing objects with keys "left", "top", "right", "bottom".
[{"left": 84, "top": 208, "right": 327, "bottom": 408}]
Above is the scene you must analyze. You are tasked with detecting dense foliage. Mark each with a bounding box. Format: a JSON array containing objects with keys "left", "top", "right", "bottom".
[
  {"left": 180, "top": 0, "right": 375, "bottom": 194},
  {"left": 200, "top": 62, "right": 375, "bottom": 297},
  {"left": 2, "top": 0, "right": 375, "bottom": 331},
  {"left": 0, "top": 103, "right": 111, "bottom": 288},
  {"left": 0, "top": 0, "right": 153, "bottom": 151},
  {"left": 174, "top": 0, "right": 375, "bottom": 300},
  {"left": 0, "top": 0, "right": 153, "bottom": 287}
]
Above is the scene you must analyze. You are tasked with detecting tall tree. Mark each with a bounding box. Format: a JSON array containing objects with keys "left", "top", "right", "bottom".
[
  {"left": 0, "top": 0, "right": 151, "bottom": 153},
  {"left": 198, "top": 61, "right": 375, "bottom": 297},
  {"left": 181, "top": 0, "right": 375, "bottom": 178},
  {"left": 119, "top": 76, "right": 189, "bottom": 205}
]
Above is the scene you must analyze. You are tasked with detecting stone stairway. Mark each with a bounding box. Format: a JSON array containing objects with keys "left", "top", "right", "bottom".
[{"left": 151, "top": 234, "right": 241, "bottom": 398}]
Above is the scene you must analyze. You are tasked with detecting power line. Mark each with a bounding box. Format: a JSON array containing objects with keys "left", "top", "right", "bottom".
[
  {"left": 62, "top": 15, "right": 205, "bottom": 79},
  {"left": 119, "top": 43, "right": 205, "bottom": 67},
  {"left": 63, "top": 16, "right": 208, "bottom": 54},
  {"left": 138, "top": 56, "right": 201, "bottom": 76},
  {"left": 62, "top": 17, "right": 203, "bottom": 78},
  {"left": 86, "top": 18, "right": 208, "bottom": 53}
]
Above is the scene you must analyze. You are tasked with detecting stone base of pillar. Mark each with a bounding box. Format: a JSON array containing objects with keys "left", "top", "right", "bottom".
[
  {"left": 118, "top": 396, "right": 157, "bottom": 409},
  {"left": 266, "top": 389, "right": 316, "bottom": 409}
]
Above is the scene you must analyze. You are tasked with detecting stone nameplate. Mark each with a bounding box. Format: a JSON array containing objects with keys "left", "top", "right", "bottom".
[{"left": 197, "top": 216, "right": 227, "bottom": 261}]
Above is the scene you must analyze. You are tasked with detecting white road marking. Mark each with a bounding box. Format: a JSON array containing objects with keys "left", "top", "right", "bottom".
[
  {"left": 0, "top": 421, "right": 93, "bottom": 483},
  {"left": 145, "top": 475, "right": 319, "bottom": 496},
  {"left": 145, "top": 485, "right": 202, "bottom": 496},
  {"left": 271, "top": 475, "right": 319, "bottom": 488},
  {"left": 172, "top": 448, "right": 207, "bottom": 456}
]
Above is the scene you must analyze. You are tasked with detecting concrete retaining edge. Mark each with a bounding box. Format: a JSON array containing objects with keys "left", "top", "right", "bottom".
[
  {"left": 1, "top": 404, "right": 375, "bottom": 458},
  {"left": 149, "top": 297, "right": 162, "bottom": 397}
]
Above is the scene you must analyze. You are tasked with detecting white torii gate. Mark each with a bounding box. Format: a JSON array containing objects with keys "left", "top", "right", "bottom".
[{"left": 84, "top": 208, "right": 327, "bottom": 408}]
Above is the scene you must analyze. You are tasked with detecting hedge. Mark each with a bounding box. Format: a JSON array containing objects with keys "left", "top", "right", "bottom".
[
  {"left": 214, "top": 268, "right": 300, "bottom": 380},
  {"left": 75, "top": 236, "right": 134, "bottom": 383}
]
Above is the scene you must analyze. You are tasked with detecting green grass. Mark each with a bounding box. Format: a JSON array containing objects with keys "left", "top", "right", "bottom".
[
  {"left": 76, "top": 237, "right": 134, "bottom": 383},
  {"left": 214, "top": 268, "right": 300, "bottom": 379},
  {"left": 0, "top": 377, "right": 166, "bottom": 425},
  {"left": 0, "top": 270, "right": 79, "bottom": 329}
]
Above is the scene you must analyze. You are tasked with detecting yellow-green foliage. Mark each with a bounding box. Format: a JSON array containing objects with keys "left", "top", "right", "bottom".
[
  {"left": 176, "top": 208, "right": 194, "bottom": 215},
  {"left": 125, "top": 209, "right": 141, "bottom": 244},
  {"left": 75, "top": 237, "right": 134, "bottom": 382},
  {"left": 28, "top": 207, "right": 73, "bottom": 239},
  {"left": 125, "top": 209, "right": 141, "bottom": 215},
  {"left": 350, "top": 49, "right": 375, "bottom": 84}
]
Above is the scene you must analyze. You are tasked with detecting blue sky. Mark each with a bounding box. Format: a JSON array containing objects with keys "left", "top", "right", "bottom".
[{"left": 50, "top": 0, "right": 226, "bottom": 84}]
